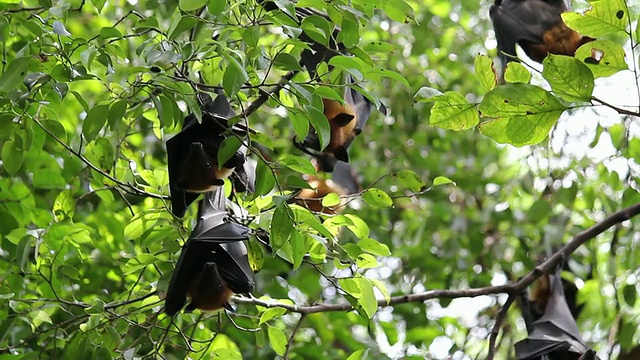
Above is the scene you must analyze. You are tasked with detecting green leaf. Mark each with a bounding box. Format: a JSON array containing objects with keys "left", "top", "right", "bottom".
[
  {"left": 108, "top": 100, "right": 127, "bottom": 130},
  {"left": 254, "top": 160, "right": 276, "bottom": 196},
  {"left": 271, "top": 204, "right": 294, "bottom": 252},
  {"left": 381, "top": 0, "right": 414, "bottom": 23},
  {"left": 280, "top": 155, "right": 316, "bottom": 174},
  {"left": 575, "top": 40, "right": 627, "bottom": 78},
  {"left": 208, "top": 0, "right": 226, "bottom": 16},
  {"left": 542, "top": 55, "right": 594, "bottom": 101},
  {"left": 314, "top": 85, "right": 343, "bottom": 101},
  {"left": 363, "top": 41, "right": 396, "bottom": 54},
  {"left": 562, "top": 0, "right": 627, "bottom": 38},
  {"left": 305, "top": 104, "right": 330, "bottom": 150},
  {"left": 414, "top": 87, "right": 445, "bottom": 102},
  {"left": 358, "top": 238, "right": 391, "bottom": 257},
  {"left": 218, "top": 136, "right": 242, "bottom": 168},
  {"left": 346, "top": 350, "right": 369, "bottom": 360},
  {"left": 167, "top": 15, "right": 198, "bottom": 40},
  {"left": 23, "top": 72, "right": 51, "bottom": 90},
  {"left": 356, "top": 253, "right": 378, "bottom": 269},
  {"left": 433, "top": 176, "right": 455, "bottom": 186},
  {"left": 354, "top": 278, "right": 377, "bottom": 318},
  {"left": 362, "top": 188, "right": 393, "bottom": 208},
  {"left": 273, "top": 53, "right": 304, "bottom": 71},
  {"left": 337, "top": 18, "right": 360, "bottom": 48},
  {"left": 223, "top": 55, "right": 249, "bottom": 97},
  {"left": 259, "top": 308, "right": 287, "bottom": 325},
  {"left": 395, "top": 170, "right": 425, "bottom": 192},
  {"left": 622, "top": 284, "right": 637, "bottom": 307},
  {"left": 321, "top": 193, "right": 341, "bottom": 207},
  {"left": 429, "top": 91, "right": 479, "bottom": 130},
  {"left": 99, "top": 26, "right": 122, "bottom": 40},
  {"left": 0, "top": 58, "right": 29, "bottom": 93},
  {"left": 180, "top": 0, "right": 207, "bottom": 11},
  {"left": 53, "top": 190, "right": 76, "bottom": 222},
  {"left": 474, "top": 54, "right": 497, "bottom": 92},
  {"left": 289, "top": 111, "right": 310, "bottom": 142},
  {"left": 478, "top": 84, "right": 565, "bottom": 146},
  {"left": 503, "top": 62, "right": 531, "bottom": 84},
  {"left": 267, "top": 326, "right": 287, "bottom": 356},
  {"left": 300, "top": 15, "right": 332, "bottom": 47},
  {"left": 344, "top": 214, "right": 369, "bottom": 239},
  {"left": 290, "top": 230, "right": 305, "bottom": 270},
  {"left": 82, "top": 104, "right": 109, "bottom": 141},
  {"left": 2, "top": 137, "right": 24, "bottom": 175},
  {"left": 367, "top": 68, "right": 410, "bottom": 90}
]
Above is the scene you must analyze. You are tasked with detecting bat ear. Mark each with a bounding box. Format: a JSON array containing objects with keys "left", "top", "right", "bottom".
[
  {"left": 333, "top": 146, "right": 349, "bottom": 163},
  {"left": 332, "top": 113, "right": 355, "bottom": 127}
]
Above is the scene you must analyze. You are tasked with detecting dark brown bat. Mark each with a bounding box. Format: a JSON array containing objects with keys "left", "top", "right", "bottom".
[
  {"left": 515, "top": 267, "right": 599, "bottom": 360},
  {"left": 164, "top": 187, "right": 254, "bottom": 316},
  {"left": 166, "top": 94, "right": 245, "bottom": 217},
  {"left": 490, "top": 0, "right": 595, "bottom": 69}
]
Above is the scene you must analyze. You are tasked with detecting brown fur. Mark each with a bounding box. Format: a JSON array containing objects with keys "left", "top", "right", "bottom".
[
  {"left": 322, "top": 99, "right": 357, "bottom": 160},
  {"left": 186, "top": 263, "right": 233, "bottom": 312},
  {"left": 178, "top": 144, "right": 230, "bottom": 192},
  {"left": 524, "top": 22, "right": 595, "bottom": 63},
  {"left": 296, "top": 177, "right": 347, "bottom": 214}
]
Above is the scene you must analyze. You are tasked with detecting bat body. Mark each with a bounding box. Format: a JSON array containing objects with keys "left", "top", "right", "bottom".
[
  {"left": 515, "top": 268, "right": 599, "bottom": 360},
  {"left": 490, "top": 0, "right": 594, "bottom": 67},
  {"left": 164, "top": 187, "right": 254, "bottom": 316},
  {"left": 167, "top": 94, "right": 245, "bottom": 217}
]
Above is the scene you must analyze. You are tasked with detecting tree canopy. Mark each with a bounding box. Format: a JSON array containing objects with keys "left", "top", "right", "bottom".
[{"left": 0, "top": 0, "right": 639, "bottom": 359}]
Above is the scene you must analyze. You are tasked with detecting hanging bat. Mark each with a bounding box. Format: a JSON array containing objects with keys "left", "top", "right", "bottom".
[
  {"left": 490, "top": 0, "right": 595, "bottom": 69},
  {"left": 164, "top": 187, "right": 254, "bottom": 316},
  {"left": 294, "top": 82, "right": 374, "bottom": 172},
  {"left": 295, "top": 160, "right": 360, "bottom": 214},
  {"left": 515, "top": 267, "right": 599, "bottom": 360},
  {"left": 166, "top": 94, "right": 246, "bottom": 217}
]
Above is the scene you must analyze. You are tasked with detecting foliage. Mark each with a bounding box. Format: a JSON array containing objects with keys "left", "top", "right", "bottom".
[{"left": 0, "top": 0, "right": 639, "bottom": 359}]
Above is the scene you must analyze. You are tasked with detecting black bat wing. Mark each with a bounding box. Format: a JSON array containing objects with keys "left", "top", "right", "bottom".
[
  {"left": 345, "top": 80, "right": 373, "bottom": 133},
  {"left": 331, "top": 161, "right": 360, "bottom": 195},
  {"left": 515, "top": 268, "right": 597, "bottom": 359},
  {"left": 192, "top": 187, "right": 250, "bottom": 241},
  {"left": 166, "top": 134, "right": 201, "bottom": 218},
  {"left": 164, "top": 238, "right": 212, "bottom": 316},
  {"left": 490, "top": 0, "right": 567, "bottom": 64},
  {"left": 214, "top": 241, "right": 255, "bottom": 294}
]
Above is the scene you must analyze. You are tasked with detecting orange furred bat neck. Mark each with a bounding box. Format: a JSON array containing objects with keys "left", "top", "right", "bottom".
[
  {"left": 322, "top": 99, "right": 357, "bottom": 161},
  {"left": 529, "top": 273, "right": 551, "bottom": 314},
  {"left": 523, "top": 21, "right": 595, "bottom": 63}
]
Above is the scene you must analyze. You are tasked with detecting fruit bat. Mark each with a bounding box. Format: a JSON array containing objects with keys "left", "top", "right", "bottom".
[
  {"left": 490, "top": 0, "right": 595, "bottom": 69},
  {"left": 166, "top": 94, "right": 246, "bottom": 217},
  {"left": 515, "top": 267, "right": 599, "bottom": 360},
  {"left": 295, "top": 160, "right": 360, "bottom": 214},
  {"left": 294, "top": 83, "right": 373, "bottom": 172},
  {"left": 164, "top": 187, "right": 254, "bottom": 316},
  {"left": 260, "top": 0, "right": 385, "bottom": 172}
]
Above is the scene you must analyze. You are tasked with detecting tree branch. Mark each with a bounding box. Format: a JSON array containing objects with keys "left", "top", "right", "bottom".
[{"left": 232, "top": 201, "right": 640, "bottom": 342}]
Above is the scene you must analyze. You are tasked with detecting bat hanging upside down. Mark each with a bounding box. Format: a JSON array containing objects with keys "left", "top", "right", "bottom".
[
  {"left": 164, "top": 187, "right": 254, "bottom": 316},
  {"left": 490, "top": 0, "right": 595, "bottom": 65}
]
